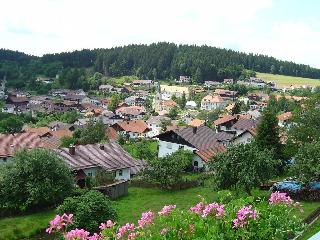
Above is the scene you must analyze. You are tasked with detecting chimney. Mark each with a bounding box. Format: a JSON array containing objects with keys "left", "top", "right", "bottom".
[
  {"left": 192, "top": 126, "right": 197, "bottom": 134},
  {"left": 69, "top": 145, "right": 75, "bottom": 155},
  {"left": 99, "top": 144, "right": 105, "bottom": 150}
]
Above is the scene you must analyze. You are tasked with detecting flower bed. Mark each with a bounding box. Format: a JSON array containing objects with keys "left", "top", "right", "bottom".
[{"left": 46, "top": 192, "right": 305, "bottom": 240}]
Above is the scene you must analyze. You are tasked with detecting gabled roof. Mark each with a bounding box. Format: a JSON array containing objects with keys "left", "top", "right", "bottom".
[
  {"left": 189, "top": 119, "right": 205, "bottom": 127},
  {"left": 202, "top": 95, "right": 224, "bottom": 103},
  {"left": 25, "top": 127, "right": 51, "bottom": 137},
  {"left": 213, "top": 115, "right": 237, "bottom": 126},
  {"left": 196, "top": 144, "right": 226, "bottom": 162},
  {"left": 232, "top": 119, "right": 257, "bottom": 131},
  {"left": 277, "top": 112, "right": 292, "bottom": 121},
  {"left": 0, "top": 133, "right": 44, "bottom": 157},
  {"left": 212, "top": 131, "right": 235, "bottom": 142},
  {"left": 55, "top": 142, "right": 146, "bottom": 172},
  {"left": 114, "top": 120, "right": 149, "bottom": 134}
]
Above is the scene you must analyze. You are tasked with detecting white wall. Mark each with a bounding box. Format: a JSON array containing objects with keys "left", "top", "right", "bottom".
[
  {"left": 115, "top": 168, "right": 131, "bottom": 180},
  {"left": 83, "top": 167, "right": 99, "bottom": 179},
  {"left": 158, "top": 140, "right": 196, "bottom": 158},
  {"left": 232, "top": 132, "right": 253, "bottom": 145}
]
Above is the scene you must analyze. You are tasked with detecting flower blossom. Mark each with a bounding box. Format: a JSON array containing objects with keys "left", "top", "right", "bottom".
[
  {"left": 99, "top": 220, "right": 114, "bottom": 230},
  {"left": 116, "top": 223, "right": 135, "bottom": 239},
  {"left": 138, "top": 210, "right": 154, "bottom": 228},
  {"left": 158, "top": 205, "right": 176, "bottom": 216},
  {"left": 66, "top": 228, "right": 90, "bottom": 240},
  {"left": 88, "top": 233, "right": 101, "bottom": 240},
  {"left": 201, "top": 203, "right": 225, "bottom": 218},
  {"left": 160, "top": 228, "right": 168, "bottom": 235},
  {"left": 233, "top": 205, "right": 257, "bottom": 228},
  {"left": 269, "top": 191, "right": 293, "bottom": 205},
  {"left": 46, "top": 213, "right": 73, "bottom": 234},
  {"left": 189, "top": 202, "right": 205, "bottom": 215}
]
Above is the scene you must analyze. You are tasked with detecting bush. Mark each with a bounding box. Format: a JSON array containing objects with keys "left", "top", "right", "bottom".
[
  {"left": 56, "top": 190, "right": 117, "bottom": 232},
  {"left": 0, "top": 149, "right": 74, "bottom": 215}
]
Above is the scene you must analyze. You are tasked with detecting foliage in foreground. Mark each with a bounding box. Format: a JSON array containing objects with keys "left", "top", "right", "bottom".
[
  {"left": 210, "top": 143, "right": 279, "bottom": 195},
  {"left": 0, "top": 149, "right": 74, "bottom": 215},
  {"left": 57, "top": 190, "right": 118, "bottom": 233},
  {"left": 47, "top": 192, "right": 304, "bottom": 240}
]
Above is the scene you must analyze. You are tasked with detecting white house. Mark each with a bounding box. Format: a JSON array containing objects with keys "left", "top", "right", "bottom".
[
  {"left": 146, "top": 116, "right": 170, "bottom": 138},
  {"left": 200, "top": 95, "right": 226, "bottom": 111},
  {"left": 186, "top": 101, "right": 197, "bottom": 109}
]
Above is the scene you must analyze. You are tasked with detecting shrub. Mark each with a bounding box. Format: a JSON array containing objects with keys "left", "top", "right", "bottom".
[
  {"left": 0, "top": 149, "right": 74, "bottom": 215},
  {"left": 56, "top": 190, "right": 117, "bottom": 232},
  {"left": 48, "top": 192, "right": 304, "bottom": 240}
]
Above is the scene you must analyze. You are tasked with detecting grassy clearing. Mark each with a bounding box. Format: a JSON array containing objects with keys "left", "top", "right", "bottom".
[
  {"left": 0, "top": 187, "right": 319, "bottom": 239},
  {"left": 256, "top": 72, "right": 320, "bottom": 87},
  {"left": 0, "top": 210, "right": 55, "bottom": 240}
]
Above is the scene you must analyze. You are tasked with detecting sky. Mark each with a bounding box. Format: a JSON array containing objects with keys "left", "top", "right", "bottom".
[{"left": 1, "top": 0, "right": 320, "bottom": 68}]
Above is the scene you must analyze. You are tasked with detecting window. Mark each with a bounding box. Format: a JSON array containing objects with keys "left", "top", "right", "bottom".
[
  {"left": 119, "top": 170, "right": 123, "bottom": 176},
  {"left": 179, "top": 145, "right": 184, "bottom": 149},
  {"left": 193, "top": 161, "right": 199, "bottom": 167},
  {"left": 87, "top": 172, "right": 92, "bottom": 177}
]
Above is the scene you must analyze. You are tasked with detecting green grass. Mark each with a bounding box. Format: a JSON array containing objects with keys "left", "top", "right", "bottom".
[
  {"left": 299, "top": 218, "right": 320, "bottom": 240},
  {"left": 0, "top": 210, "right": 55, "bottom": 240},
  {"left": 0, "top": 187, "right": 319, "bottom": 239},
  {"left": 256, "top": 72, "right": 320, "bottom": 87}
]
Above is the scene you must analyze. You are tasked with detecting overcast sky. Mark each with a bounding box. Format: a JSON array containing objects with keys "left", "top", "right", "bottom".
[{"left": 1, "top": 0, "right": 319, "bottom": 67}]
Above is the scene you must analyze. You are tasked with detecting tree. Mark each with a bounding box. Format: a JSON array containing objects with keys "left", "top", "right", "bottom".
[
  {"left": 143, "top": 150, "right": 193, "bottom": 189},
  {"left": 0, "top": 115, "right": 24, "bottom": 133},
  {"left": 291, "top": 142, "right": 320, "bottom": 183},
  {"left": 167, "top": 106, "right": 178, "bottom": 119},
  {"left": 108, "top": 94, "right": 121, "bottom": 112},
  {"left": 270, "top": 65, "right": 276, "bottom": 74},
  {"left": 80, "top": 119, "right": 107, "bottom": 145},
  {"left": 57, "top": 190, "right": 117, "bottom": 232},
  {"left": 255, "top": 108, "right": 282, "bottom": 159},
  {"left": 0, "top": 149, "right": 74, "bottom": 213},
  {"left": 231, "top": 101, "right": 242, "bottom": 115},
  {"left": 210, "top": 143, "right": 278, "bottom": 195},
  {"left": 60, "top": 136, "right": 77, "bottom": 148},
  {"left": 179, "top": 92, "right": 187, "bottom": 109}
]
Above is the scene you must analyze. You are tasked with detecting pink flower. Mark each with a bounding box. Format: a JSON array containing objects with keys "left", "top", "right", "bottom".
[
  {"left": 127, "top": 232, "right": 137, "bottom": 239},
  {"left": 189, "top": 202, "right": 204, "bottom": 215},
  {"left": 189, "top": 224, "right": 195, "bottom": 233},
  {"left": 269, "top": 191, "right": 293, "bottom": 205},
  {"left": 201, "top": 203, "right": 225, "bottom": 218},
  {"left": 46, "top": 214, "right": 73, "bottom": 234},
  {"left": 88, "top": 233, "right": 101, "bottom": 240},
  {"left": 116, "top": 223, "right": 135, "bottom": 239},
  {"left": 160, "top": 228, "right": 168, "bottom": 235},
  {"left": 232, "top": 205, "right": 257, "bottom": 228},
  {"left": 138, "top": 211, "right": 154, "bottom": 228},
  {"left": 66, "top": 228, "right": 90, "bottom": 240},
  {"left": 99, "top": 220, "right": 114, "bottom": 230},
  {"left": 158, "top": 205, "right": 176, "bottom": 216}
]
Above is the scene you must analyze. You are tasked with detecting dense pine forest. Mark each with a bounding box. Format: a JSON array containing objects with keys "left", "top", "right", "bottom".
[{"left": 1, "top": 42, "right": 320, "bottom": 91}]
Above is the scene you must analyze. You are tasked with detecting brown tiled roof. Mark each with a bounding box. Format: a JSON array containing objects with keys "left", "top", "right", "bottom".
[
  {"left": 232, "top": 119, "right": 257, "bottom": 130},
  {"left": 116, "top": 106, "right": 145, "bottom": 116},
  {"left": 213, "top": 115, "right": 237, "bottom": 126},
  {"left": 160, "top": 100, "right": 177, "bottom": 107},
  {"left": 54, "top": 142, "right": 146, "bottom": 172},
  {"left": 26, "top": 127, "right": 51, "bottom": 137},
  {"left": 277, "top": 112, "right": 292, "bottom": 121},
  {"left": 173, "top": 126, "right": 218, "bottom": 150},
  {"left": 0, "top": 133, "right": 44, "bottom": 157},
  {"left": 115, "top": 120, "right": 149, "bottom": 134},
  {"left": 50, "top": 129, "right": 73, "bottom": 139},
  {"left": 248, "top": 128, "right": 257, "bottom": 136},
  {"left": 106, "top": 127, "right": 119, "bottom": 140},
  {"left": 196, "top": 144, "right": 226, "bottom": 162},
  {"left": 202, "top": 95, "right": 224, "bottom": 103}
]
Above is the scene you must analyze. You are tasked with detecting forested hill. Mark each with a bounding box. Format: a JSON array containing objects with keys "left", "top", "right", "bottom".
[{"left": 1, "top": 43, "right": 320, "bottom": 90}]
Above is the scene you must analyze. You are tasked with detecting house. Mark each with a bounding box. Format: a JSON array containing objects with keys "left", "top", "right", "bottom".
[
  {"left": 99, "top": 85, "right": 114, "bottom": 93},
  {"left": 231, "top": 128, "right": 257, "bottom": 145},
  {"left": 132, "top": 80, "right": 154, "bottom": 88},
  {"left": 54, "top": 142, "right": 146, "bottom": 184},
  {"left": 116, "top": 106, "right": 146, "bottom": 120},
  {"left": 185, "top": 101, "right": 197, "bottom": 109},
  {"left": 200, "top": 95, "right": 226, "bottom": 111},
  {"left": 214, "top": 89, "right": 237, "bottom": 100},
  {"left": 155, "top": 100, "right": 177, "bottom": 114},
  {"left": 0, "top": 132, "right": 44, "bottom": 163},
  {"left": 111, "top": 120, "right": 150, "bottom": 139},
  {"left": 213, "top": 115, "right": 238, "bottom": 132},
  {"left": 189, "top": 119, "right": 205, "bottom": 127},
  {"left": 1, "top": 104, "right": 15, "bottom": 114},
  {"left": 204, "top": 81, "right": 221, "bottom": 88},
  {"left": 176, "top": 76, "right": 191, "bottom": 84},
  {"left": 212, "top": 131, "right": 235, "bottom": 147},
  {"left": 249, "top": 101, "right": 267, "bottom": 111},
  {"left": 146, "top": 116, "right": 170, "bottom": 138},
  {"left": 6, "top": 95, "right": 29, "bottom": 107},
  {"left": 223, "top": 79, "right": 235, "bottom": 84},
  {"left": 124, "top": 96, "right": 145, "bottom": 107},
  {"left": 277, "top": 112, "right": 292, "bottom": 127},
  {"left": 160, "top": 85, "right": 189, "bottom": 98},
  {"left": 156, "top": 125, "right": 225, "bottom": 170},
  {"left": 230, "top": 119, "right": 257, "bottom": 136}
]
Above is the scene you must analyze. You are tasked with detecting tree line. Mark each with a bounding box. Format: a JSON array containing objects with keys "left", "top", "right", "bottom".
[{"left": 1, "top": 43, "right": 320, "bottom": 90}]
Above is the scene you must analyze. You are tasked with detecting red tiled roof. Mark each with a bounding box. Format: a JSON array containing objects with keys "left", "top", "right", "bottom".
[
  {"left": 202, "top": 95, "right": 224, "bottom": 103},
  {"left": 0, "top": 133, "right": 44, "bottom": 157},
  {"left": 277, "top": 112, "right": 292, "bottom": 121},
  {"left": 213, "top": 115, "right": 237, "bottom": 126},
  {"left": 26, "top": 127, "right": 51, "bottom": 137},
  {"left": 106, "top": 127, "right": 119, "bottom": 140},
  {"left": 160, "top": 100, "right": 177, "bottom": 107},
  {"left": 50, "top": 129, "right": 73, "bottom": 139},
  {"left": 189, "top": 119, "right": 205, "bottom": 127},
  {"left": 115, "top": 120, "right": 149, "bottom": 134}
]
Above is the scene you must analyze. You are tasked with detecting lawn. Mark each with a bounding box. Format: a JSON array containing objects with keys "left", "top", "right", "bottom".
[
  {"left": 256, "top": 72, "right": 320, "bottom": 87},
  {"left": 0, "top": 187, "right": 319, "bottom": 239}
]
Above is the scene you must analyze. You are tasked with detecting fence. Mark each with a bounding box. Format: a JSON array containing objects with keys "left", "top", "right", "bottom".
[{"left": 94, "top": 180, "right": 128, "bottom": 200}]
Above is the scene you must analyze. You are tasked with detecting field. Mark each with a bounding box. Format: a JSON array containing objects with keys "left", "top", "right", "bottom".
[
  {"left": 256, "top": 72, "right": 320, "bottom": 87},
  {"left": 0, "top": 187, "right": 319, "bottom": 239}
]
